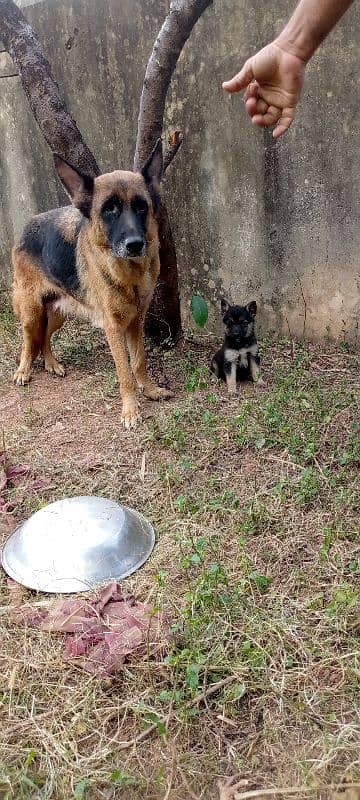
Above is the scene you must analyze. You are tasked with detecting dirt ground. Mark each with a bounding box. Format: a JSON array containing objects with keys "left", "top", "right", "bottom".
[{"left": 0, "top": 300, "right": 359, "bottom": 800}]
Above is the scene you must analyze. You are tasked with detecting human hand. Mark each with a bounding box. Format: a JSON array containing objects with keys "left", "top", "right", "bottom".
[{"left": 222, "top": 42, "right": 306, "bottom": 138}]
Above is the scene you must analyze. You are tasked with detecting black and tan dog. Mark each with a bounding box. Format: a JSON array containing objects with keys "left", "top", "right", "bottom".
[
  {"left": 12, "top": 140, "right": 173, "bottom": 428},
  {"left": 210, "top": 299, "right": 263, "bottom": 394}
]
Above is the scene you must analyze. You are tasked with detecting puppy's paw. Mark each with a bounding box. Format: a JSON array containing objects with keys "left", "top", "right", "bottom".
[
  {"left": 254, "top": 377, "right": 266, "bottom": 387},
  {"left": 13, "top": 366, "right": 31, "bottom": 386},
  {"left": 143, "top": 384, "right": 174, "bottom": 401},
  {"left": 227, "top": 385, "right": 238, "bottom": 397},
  {"left": 121, "top": 397, "right": 141, "bottom": 429}
]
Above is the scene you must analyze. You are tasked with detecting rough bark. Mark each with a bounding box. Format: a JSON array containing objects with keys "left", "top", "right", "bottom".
[
  {"left": 135, "top": 0, "right": 213, "bottom": 345},
  {"left": 134, "top": 0, "right": 213, "bottom": 170},
  {"left": 0, "top": 0, "right": 100, "bottom": 176}
]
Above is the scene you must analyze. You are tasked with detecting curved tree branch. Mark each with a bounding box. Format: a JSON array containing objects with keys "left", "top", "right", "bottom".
[
  {"left": 134, "top": 0, "right": 213, "bottom": 171},
  {"left": 135, "top": 0, "right": 213, "bottom": 344},
  {"left": 0, "top": 0, "right": 100, "bottom": 176}
]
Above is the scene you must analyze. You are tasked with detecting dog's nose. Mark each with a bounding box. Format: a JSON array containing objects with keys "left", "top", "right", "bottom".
[{"left": 125, "top": 237, "right": 145, "bottom": 256}]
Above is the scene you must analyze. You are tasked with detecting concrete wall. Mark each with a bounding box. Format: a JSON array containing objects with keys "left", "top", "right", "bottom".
[{"left": 0, "top": 0, "right": 359, "bottom": 339}]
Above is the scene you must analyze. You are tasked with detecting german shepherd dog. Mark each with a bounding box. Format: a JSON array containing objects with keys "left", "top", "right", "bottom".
[
  {"left": 12, "top": 140, "right": 172, "bottom": 428},
  {"left": 210, "top": 299, "right": 263, "bottom": 393}
]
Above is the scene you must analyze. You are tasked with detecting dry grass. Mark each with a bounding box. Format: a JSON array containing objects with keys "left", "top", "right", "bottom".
[{"left": 0, "top": 296, "right": 359, "bottom": 800}]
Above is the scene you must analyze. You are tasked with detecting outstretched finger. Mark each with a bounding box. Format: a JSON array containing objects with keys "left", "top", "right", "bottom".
[
  {"left": 222, "top": 59, "right": 254, "bottom": 93},
  {"left": 273, "top": 110, "right": 294, "bottom": 138}
]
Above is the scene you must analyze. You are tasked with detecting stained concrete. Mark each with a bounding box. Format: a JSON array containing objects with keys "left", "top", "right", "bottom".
[{"left": 0, "top": 0, "right": 359, "bottom": 339}]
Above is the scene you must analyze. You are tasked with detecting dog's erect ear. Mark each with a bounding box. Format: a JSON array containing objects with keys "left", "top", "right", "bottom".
[
  {"left": 221, "top": 298, "right": 230, "bottom": 315},
  {"left": 246, "top": 300, "right": 257, "bottom": 318},
  {"left": 54, "top": 155, "right": 94, "bottom": 218},
  {"left": 141, "top": 138, "right": 163, "bottom": 212}
]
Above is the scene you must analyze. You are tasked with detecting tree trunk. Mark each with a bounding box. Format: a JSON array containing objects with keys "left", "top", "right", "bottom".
[
  {"left": 145, "top": 202, "right": 182, "bottom": 345},
  {"left": 134, "top": 0, "right": 213, "bottom": 345},
  {"left": 0, "top": 0, "right": 100, "bottom": 176}
]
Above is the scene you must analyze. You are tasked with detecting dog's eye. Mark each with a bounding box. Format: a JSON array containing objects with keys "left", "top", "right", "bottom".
[
  {"left": 102, "top": 197, "right": 122, "bottom": 216},
  {"left": 132, "top": 196, "right": 148, "bottom": 214}
]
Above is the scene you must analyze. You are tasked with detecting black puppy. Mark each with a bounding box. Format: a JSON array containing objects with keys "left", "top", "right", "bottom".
[{"left": 210, "top": 299, "right": 262, "bottom": 394}]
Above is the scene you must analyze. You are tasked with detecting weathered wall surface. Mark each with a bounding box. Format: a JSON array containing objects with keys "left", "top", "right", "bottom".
[{"left": 0, "top": 0, "right": 359, "bottom": 339}]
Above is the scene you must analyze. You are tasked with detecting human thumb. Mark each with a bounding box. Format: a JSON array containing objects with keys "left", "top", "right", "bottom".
[{"left": 222, "top": 59, "right": 254, "bottom": 93}]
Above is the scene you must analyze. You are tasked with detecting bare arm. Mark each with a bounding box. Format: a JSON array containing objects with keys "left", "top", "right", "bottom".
[
  {"left": 223, "top": 0, "right": 356, "bottom": 138},
  {"left": 276, "top": 0, "right": 355, "bottom": 61}
]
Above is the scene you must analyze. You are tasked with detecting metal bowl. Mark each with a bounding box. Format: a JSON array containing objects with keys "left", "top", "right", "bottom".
[{"left": 1, "top": 496, "right": 155, "bottom": 593}]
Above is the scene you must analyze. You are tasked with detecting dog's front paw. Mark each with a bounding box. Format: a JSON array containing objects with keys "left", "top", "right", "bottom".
[
  {"left": 13, "top": 366, "right": 31, "bottom": 386},
  {"left": 143, "top": 384, "right": 174, "bottom": 401},
  {"left": 44, "top": 357, "right": 66, "bottom": 377},
  {"left": 254, "top": 377, "right": 266, "bottom": 387},
  {"left": 121, "top": 397, "right": 141, "bottom": 429}
]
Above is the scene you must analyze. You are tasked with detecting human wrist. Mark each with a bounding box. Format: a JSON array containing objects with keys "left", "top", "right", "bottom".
[{"left": 275, "top": 21, "right": 316, "bottom": 64}]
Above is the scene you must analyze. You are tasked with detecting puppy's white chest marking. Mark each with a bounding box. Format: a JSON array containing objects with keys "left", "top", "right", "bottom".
[
  {"left": 238, "top": 348, "right": 249, "bottom": 368},
  {"left": 224, "top": 348, "right": 239, "bottom": 363},
  {"left": 225, "top": 343, "right": 258, "bottom": 368}
]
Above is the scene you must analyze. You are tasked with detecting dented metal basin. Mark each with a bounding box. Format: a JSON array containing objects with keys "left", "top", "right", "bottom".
[{"left": 1, "top": 496, "right": 155, "bottom": 593}]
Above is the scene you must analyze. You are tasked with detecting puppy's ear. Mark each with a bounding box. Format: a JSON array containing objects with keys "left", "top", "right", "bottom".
[
  {"left": 141, "top": 138, "right": 163, "bottom": 213},
  {"left": 246, "top": 300, "right": 257, "bottom": 318},
  {"left": 221, "top": 298, "right": 230, "bottom": 315},
  {"left": 54, "top": 155, "right": 94, "bottom": 218}
]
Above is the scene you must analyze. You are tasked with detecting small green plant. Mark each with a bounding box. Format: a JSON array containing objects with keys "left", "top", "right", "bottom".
[
  {"left": 320, "top": 526, "right": 336, "bottom": 561},
  {"left": 185, "top": 365, "right": 209, "bottom": 392},
  {"left": 295, "top": 467, "right": 320, "bottom": 506},
  {"left": 326, "top": 583, "right": 358, "bottom": 618},
  {"left": 110, "top": 769, "right": 139, "bottom": 787},
  {"left": 175, "top": 493, "right": 199, "bottom": 516},
  {"left": 248, "top": 571, "right": 271, "bottom": 592},
  {"left": 74, "top": 780, "right": 88, "bottom": 799}
]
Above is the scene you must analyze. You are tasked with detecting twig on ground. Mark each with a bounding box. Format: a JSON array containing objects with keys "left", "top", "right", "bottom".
[
  {"left": 231, "top": 785, "right": 360, "bottom": 799},
  {"left": 118, "top": 674, "right": 237, "bottom": 750},
  {"left": 232, "top": 787, "right": 312, "bottom": 799}
]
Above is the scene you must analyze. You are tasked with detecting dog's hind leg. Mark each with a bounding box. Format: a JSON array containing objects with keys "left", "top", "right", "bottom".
[
  {"left": 42, "top": 308, "right": 66, "bottom": 377},
  {"left": 126, "top": 316, "right": 173, "bottom": 401},
  {"left": 13, "top": 300, "right": 46, "bottom": 386}
]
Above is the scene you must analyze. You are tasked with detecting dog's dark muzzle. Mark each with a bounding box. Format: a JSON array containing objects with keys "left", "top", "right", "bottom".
[
  {"left": 112, "top": 237, "right": 147, "bottom": 260},
  {"left": 232, "top": 325, "right": 248, "bottom": 338},
  {"left": 124, "top": 236, "right": 146, "bottom": 257}
]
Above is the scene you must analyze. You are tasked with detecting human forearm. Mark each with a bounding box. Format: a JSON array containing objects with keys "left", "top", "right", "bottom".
[{"left": 276, "top": 0, "right": 355, "bottom": 63}]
